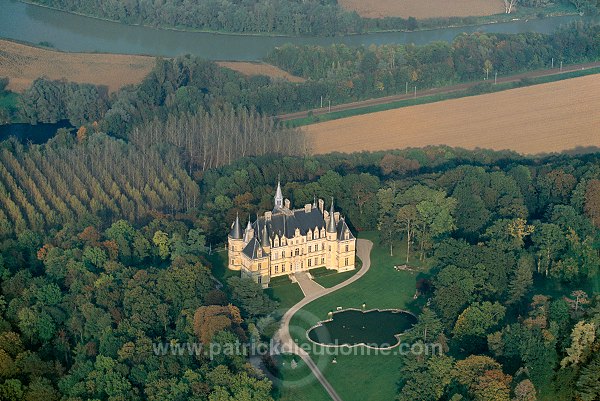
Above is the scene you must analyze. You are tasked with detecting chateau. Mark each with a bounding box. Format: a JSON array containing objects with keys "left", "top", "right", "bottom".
[{"left": 227, "top": 182, "right": 356, "bottom": 288}]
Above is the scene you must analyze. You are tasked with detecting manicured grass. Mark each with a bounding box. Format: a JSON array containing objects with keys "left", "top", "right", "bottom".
[
  {"left": 273, "top": 354, "right": 331, "bottom": 401},
  {"left": 309, "top": 262, "right": 360, "bottom": 288},
  {"left": 284, "top": 231, "right": 431, "bottom": 401},
  {"left": 286, "top": 67, "right": 600, "bottom": 128},
  {"left": 266, "top": 276, "right": 305, "bottom": 311}
]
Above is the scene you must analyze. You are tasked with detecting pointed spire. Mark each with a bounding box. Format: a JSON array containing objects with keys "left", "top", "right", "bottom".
[
  {"left": 274, "top": 179, "right": 283, "bottom": 209},
  {"left": 229, "top": 212, "right": 242, "bottom": 239},
  {"left": 261, "top": 224, "right": 269, "bottom": 247},
  {"left": 246, "top": 216, "right": 252, "bottom": 232},
  {"left": 327, "top": 197, "right": 337, "bottom": 233}
]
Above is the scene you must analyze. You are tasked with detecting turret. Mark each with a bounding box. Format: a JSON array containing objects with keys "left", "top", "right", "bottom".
[
  {"left": 326, "top": 198, "right": 337, "bottom": 239},
  {"left": 227, "top": 213, "right": 244, "bottom": 271},
  {"left": 244, "top": 218, "right": 254, "bottom": 243},
  {"left": 261, "top": 225, "right": 271, "bottom": 253}
]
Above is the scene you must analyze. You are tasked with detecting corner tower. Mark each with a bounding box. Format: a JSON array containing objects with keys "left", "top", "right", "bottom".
[{"left": 228, "top": 213, "right": 243, "bottom": 271}]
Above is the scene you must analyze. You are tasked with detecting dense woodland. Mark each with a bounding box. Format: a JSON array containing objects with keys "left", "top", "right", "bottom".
[
  {"left": 25, "top": 0, "right": 595, "bottom": 35},
  {"left": 0, "top": 138, "right": 599, "bottom": 399}
]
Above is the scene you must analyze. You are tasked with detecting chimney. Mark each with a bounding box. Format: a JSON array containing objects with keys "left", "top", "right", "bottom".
[
  {"left": 265, "top": 211, "right": 272, "bottom": 221},
  {"left": 318, "top": 199, "right": 324, "bottom": 213},
  {"left": 304, "top": 203, "right": 312, "bottom": 213},
  {"left": 284, "top": 199, "right": 291, "bottom": 209}
]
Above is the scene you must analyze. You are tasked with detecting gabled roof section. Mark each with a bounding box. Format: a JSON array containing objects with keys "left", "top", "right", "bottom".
[
  {"left": 337, "top": 218, "right": 355, "bottom": 241},
  {"left": 242, "top": 237, "right": 266, "bottom": 260}
]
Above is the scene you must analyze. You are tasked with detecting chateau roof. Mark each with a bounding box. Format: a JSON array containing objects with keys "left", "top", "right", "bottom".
[
  {"left": 242, "top": 237, "right": 264, "bottom": 259},
  {"left": 337, "top": 218, "right": 354, "bottom": 240},
  {"left": 229, "top": 213, "right": 243, "bottom": 239},
  {"left": 253, "top": 206, "right": 326, "bottom": 240}
]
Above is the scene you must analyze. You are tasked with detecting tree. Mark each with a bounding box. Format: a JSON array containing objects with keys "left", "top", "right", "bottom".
[
  {"left": 153, "top": 230, "right": 170, "bottom": 260},
  {"left": 453, "top": 302, "right": 506, "bottom": 340},
  {"left": 396, "top": 204, "right": 418, "bottom": 264},
  {"left": 560, "top": 321, "right": 596, "bottom": 368},
  {"left": 507, "top": 254, "right": 534, "bottom": 305},
  {"left": 226, "top": 277, "right": 277, "bottom": 318}
]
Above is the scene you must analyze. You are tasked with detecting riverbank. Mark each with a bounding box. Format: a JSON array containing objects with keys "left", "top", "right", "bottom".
[{"left": 18, "top": 0, "right": 578, "bottom": 38}]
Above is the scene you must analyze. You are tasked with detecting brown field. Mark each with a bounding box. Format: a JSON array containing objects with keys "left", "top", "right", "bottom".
[
  {"left": 0, "top": 39, "right": 156, "bottom": 93},
  {"left": 0, "top": 39, "right": 303, "bottom": 93},
  {"left": 304, "top": 74, "right": 600, "bottom": 156},
  {"left": 338, "top": 0, "right": 505, "bottom": 19},
  {"left": 217, "top": 61, "right": 305, "bottom": 83}
]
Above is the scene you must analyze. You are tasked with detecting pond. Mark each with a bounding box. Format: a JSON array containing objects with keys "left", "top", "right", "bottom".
[
  {"left": 0, "top": 0, "right": 585, "bottom": 61},
  {"left": 0, "top": 120, "right": 73, "bottom": 144},
  {"left": 307, "top": 309, "right": 417, "bottom": 349}
]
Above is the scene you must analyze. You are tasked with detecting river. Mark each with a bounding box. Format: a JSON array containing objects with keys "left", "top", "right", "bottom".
[{"left": 0, "top": 0, "right": 585, "bottom": 61}]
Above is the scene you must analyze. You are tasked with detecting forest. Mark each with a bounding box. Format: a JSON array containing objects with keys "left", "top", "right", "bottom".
[
  {"left": 0, "top": 135, "right": 599, "bottom": 399},
  {"left": 24, "top": 0, "right": 596, "bottom": 36}
]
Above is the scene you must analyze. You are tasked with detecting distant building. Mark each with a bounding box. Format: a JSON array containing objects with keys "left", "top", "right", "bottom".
[{"left": 227, "top": 182, "right": 356, "bottom": 288}]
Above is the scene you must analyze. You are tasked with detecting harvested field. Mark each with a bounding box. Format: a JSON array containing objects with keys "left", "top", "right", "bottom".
[
  {"left": 304, "top": 74, "right": 600, "bottom": 156},
  {"left": 0, "top": 39, "right": 156, "bottom": 93},
  {"left": 217, "top": 62, "right": 305, "bottom": 83},
  {"left": 338, "top": 0, "right": 505, "bottom": 19},
  {"left": 0, "top": 40, "right": 303, "bottom": 94}
]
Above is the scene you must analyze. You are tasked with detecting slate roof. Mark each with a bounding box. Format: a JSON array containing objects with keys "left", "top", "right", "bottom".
[
  {"left": 253, "top": 206, "right": 326, "bottom": 240},
  {"left": 242, "top": 237, "right": 263, "bottom": 259},
  {"left": 229, "top": 214, "right": 242, "bottom": 239}
]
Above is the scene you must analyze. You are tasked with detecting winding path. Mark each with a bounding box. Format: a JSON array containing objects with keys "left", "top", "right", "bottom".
[{"left": 275, "top": 239, "right": 373, "bottom": 401}]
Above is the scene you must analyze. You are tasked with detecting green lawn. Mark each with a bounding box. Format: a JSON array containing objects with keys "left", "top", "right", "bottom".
[
  {"left": 309, "top": 262, "right": 360, "bottom": 288},
  {"left": 266, "top": 275, "right": 305, "bottom": 312},
  {"left": 282, "top": 231, "right": 431, "bottom": 401}
]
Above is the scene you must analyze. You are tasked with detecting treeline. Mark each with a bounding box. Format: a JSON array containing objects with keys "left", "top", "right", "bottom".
[
  {"left": 130, "top": 108, "right": 308, "bottom": 173},
  {"left": 266, "top": 22, "right": 600, "bottom": 102},
  {"left": 0, "top": 132, "right": 199, "bottom": 236},
  {"left": 199, "top": 148, "right": 600, "bottom": 400},
  {"left": 27, "top": 0, "right": 363, "bottom": 36},
  {"left": 18, "top": 78, "right": 108, "bottom": 126},
  {"left": 26, "top": 0, "right": 590, "bottom": 36}
]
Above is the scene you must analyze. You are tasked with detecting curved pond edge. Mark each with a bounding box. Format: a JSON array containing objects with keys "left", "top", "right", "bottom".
[{"left": 305, "top": 307, "right": 417, "bottom": 351}]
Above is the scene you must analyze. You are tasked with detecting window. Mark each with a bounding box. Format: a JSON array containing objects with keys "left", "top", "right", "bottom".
[
  {"left": 321, "top": 243, "right": 324, "bottom": 251},
  {"left": 258, "top": 263, "right": 262, "bottom": 269},
  {"left": 282, "top": 264, "right": 286, "bottom": 272},
  {"left": 329, "top": 246, "right": 331, "bottom": 251},
  {"left": 308, "top": 259, "right": 312, "bottom": 267},
  {"left": 258, "top": 276, "right": 262, "bottom": 284},
  {"left": 281, "top": 251, "right": 285, "bottom": 259},
  {"left": 231, "top": 259, "right": 234, "bottom": 264},
  {"left": 295, "top": 248, "right": 299, "bottom": 256},
  {"left": 345, "top": 258, "right": 349, "bottom": 266},
  {"left": 275, "top": 265, "right": 279, "bottom": 273},
  {"left": 345, "top": 245, "right": 349, "bottom": 252},
  {"left": 315, "top": 257, "right": 318, "bottom": 266},
  {"left": 321, "top": 257, "right": 325, "bottom": 264},
  {"left": 308, "top": 246, "right": 312, "bottom": 253}
]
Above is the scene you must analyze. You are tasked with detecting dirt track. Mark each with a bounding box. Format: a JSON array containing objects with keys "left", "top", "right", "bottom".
[
  {"left": 304, "top": 74, "right": 600, "bottom": 155},
  {"left": 338, "top": 0, "right": 505, "bottom": 19}
]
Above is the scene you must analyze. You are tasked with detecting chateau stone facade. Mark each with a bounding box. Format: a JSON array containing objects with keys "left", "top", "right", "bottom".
[{"left": 227, "top": 182, "right": 356, "bottom": 288}]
